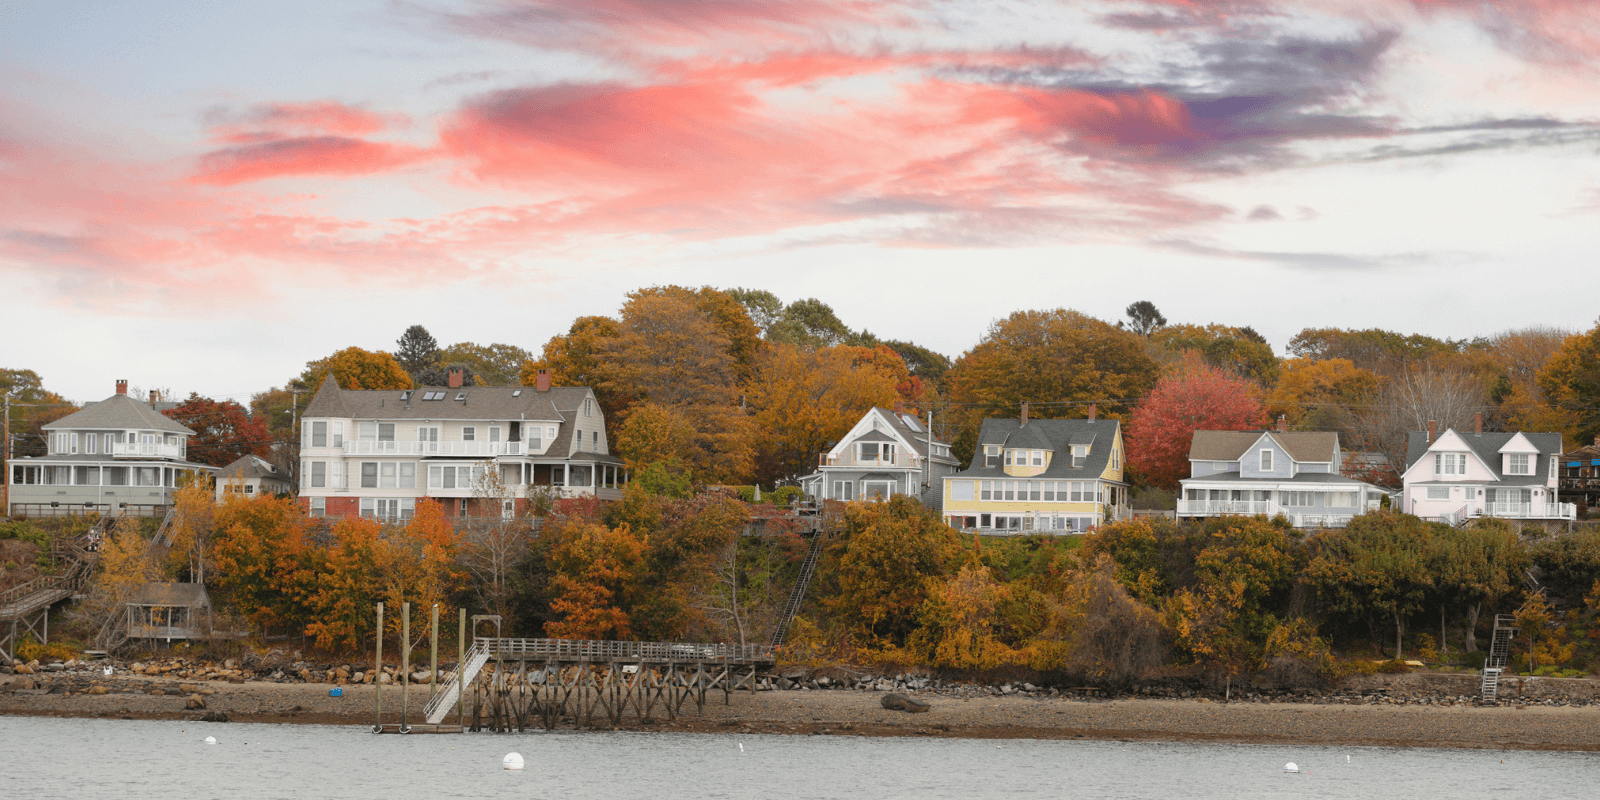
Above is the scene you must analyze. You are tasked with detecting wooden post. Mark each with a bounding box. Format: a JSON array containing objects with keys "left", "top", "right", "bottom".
[
  {"left": 373, "top": 602, "right": 383, "bottom": 731},
  {"left": 457, "top": 607, "right": 466, "bottom": 728},
  {"left": 400, "top": 602, "right": 410, "bottom": 732},
  {"left": 429, "top": 603, "right": 439, "bottom": 704}
]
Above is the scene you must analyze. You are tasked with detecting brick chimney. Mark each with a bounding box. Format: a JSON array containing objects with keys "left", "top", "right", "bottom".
[
  {"left": 1276, "top": 415, "right": 1287, "bottom": 433},
  {"left": 1088, "top": 403, "right": 1097, "bottom": 423},
  {"left": 1427, "top": 419, "right": 1437, "bottom": 445},
  {"left": 893, "top": 400, "right": 904, "bottom": 414},
  {"left": 115, "top": 379, "right": 128, "bottom": 395},
  {"left": 1020, "top": 402, "right": 1029, "bottom": 426},
  {"left": 149, "top": 390, "right": 158, "bottom": 408},
  {"left": 1474, "top": 412, "right": 1482, "bottom": 435},
  {"left": 447, "top": 368, "right": 464, "bottom": 388},
  {"left": 536, "top": 369, "right": 551, "bottom": 393}
]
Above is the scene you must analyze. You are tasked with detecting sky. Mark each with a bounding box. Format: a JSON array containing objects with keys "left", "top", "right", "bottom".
[{"left": 4, "top": 0, "right": 1600, "bottom": 405}]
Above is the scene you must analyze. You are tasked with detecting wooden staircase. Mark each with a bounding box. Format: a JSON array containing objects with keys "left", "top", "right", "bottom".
[
  {"left": 1, "top": 532, "right": 99, "bottom": 662},
  {"left": 1481, "top": 614, "right": 1517, "bottom": 701},
  {"left": 768, "top": 528, "right": 826, "bottom": 648}
]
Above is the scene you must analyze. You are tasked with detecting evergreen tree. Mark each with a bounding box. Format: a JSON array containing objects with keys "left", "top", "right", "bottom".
[{"left": 395, "top": 325, "right": 440, "bottom": 376}]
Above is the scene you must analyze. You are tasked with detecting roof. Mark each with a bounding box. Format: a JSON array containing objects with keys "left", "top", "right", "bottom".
[
  {"left": 851, "top": 430, "right": 898, "bottom": 444},
  {"left": 6, "top": 453, "right": 216, "bottom": 470},
  {"left": 1405, "top": 429, "right": 1564, "bottom": 482},
  {"left": 302, "top": 375, "right": 585, "bottom": 424},
  {"left": 44, "top": 393, "right": 194, "bottom": 436},
  {"left": 869, "top": 407, "right": 953, "bottom": 461},
  {"left": 1188, "top": 430, "right": 1339, "bottom": 463},
  {"left": 951, "top": 417, "right": 1123, "bottom": 482},
  {"left": 130, "top": 582, "right": 210, "bottom": 608},
  {"left": 1003, "top": 424, "right": 1054, "bottom": 451},
  {"left": 1181, "top": 471, "right": 1377, "bottom": 487},
  {"left": 217, "top": 455, "right": 282, "bottom": 481}
]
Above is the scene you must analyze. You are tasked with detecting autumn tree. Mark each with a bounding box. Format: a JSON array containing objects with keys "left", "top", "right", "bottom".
[
  {"left": 614, "top": 403, "right": 696, "bottom": 472},
  {"left": 544, "top": 520, "right": 648, "bottom": 639},
  {"left": 460, "top": 464, "right": 532, "bottom": 621},
  {"left": 1538, "top": 321, "right": 1600, "bottom": 445},
  {"left": 1429, "top": 519, "right": 1528, "bottom": 653},
  {"left": 1287, "top": 328, "right": 1460, "bottom": 374},
  {"left": 947, "top": 309, "right": 1159, "bottom": 462},
  {"left": 1028, "top": 555, "right": 1168, "bottom": 685},
  {"left": 165, "top": 473, "right": 217, "bottom": 582},
  {"left": 825, "top": 497, "right": 968, "bottom": 647},
  {"left": 625, "top": 286, "right": 765, "bottom": 381},
  {"left": 1, "top": 369, "right": 70, "bottom": 451},
  {"left": 436, "top": 342, "right": 532, "bottom": 386},
  {"left": 292, "top": 347, "right": 413, "bottom": 392},
  {"left": 1126, "top": 354, "right": 1269, "bottom": 490},
  {"left": 379, "top": 499, "right": 465, "bottom": 631},
  {"left": 1348, "top": 360, "right": 1486, "bottom": 483},
  {"left": 209, "top": 494, "right": 314, "bottom": 635},
  {"left": 303, "top": 517, "right": 384, "bottom": 651},
  {"left": 745, "top": 344, "right": 900, "bottom": 482},
  {"left": 882, "top": 339, "right": 953, "bottom": 391},
  {"left": 394, "top": 325, "right": 440, "bottom": 377},
  {"left": 727, "top": 287, "right": 785, "bottom": 336},
  {"left": 523, "top": 315, "right": 627, "bottom": 423},
  {"left": 1151, "top": 323, "right": 1279, "bottom": 385},
  {"left": 162, "top": 393, "right": 272, "bottom": 467},
  {"left": 909, "top": 564, "right": 1021, "bottom": 670},
  {"left": 1267, "top": 358, "right": 1382, "bottom": 433}
]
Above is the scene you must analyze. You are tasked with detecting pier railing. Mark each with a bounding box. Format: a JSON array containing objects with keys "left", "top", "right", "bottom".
[{"left": 476, "top": 637, "right": 775, "bottom": 664}]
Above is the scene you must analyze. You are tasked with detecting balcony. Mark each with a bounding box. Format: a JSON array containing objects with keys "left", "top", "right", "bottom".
[
  {"left": 1176, "top": 499, "right": 1278, "bottom": 517},
  {"left": 343, "top": 440, "right": 540, "bottom": 457},
  {"left": 819, "top": 452, "right": 921, "bottom": 469},
  {"left": 1483, "top": 502, "right": 1576, "bottom": 520},
  {"left": 110, "top": 442, "right": 185, "bottom": 460}
]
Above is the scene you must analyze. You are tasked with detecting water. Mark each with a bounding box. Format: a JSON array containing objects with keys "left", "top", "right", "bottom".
[{"left": 2, "top": 715, "right": 1596, "bottom": 799}]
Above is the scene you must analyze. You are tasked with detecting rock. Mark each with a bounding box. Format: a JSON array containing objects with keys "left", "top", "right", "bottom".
[
  {"left": 180, "top": 683, "right": 200, "bottom": 693},
  {"left": 86, "top": 685, "right": 108, "bottom": 695},
  {"left": 335, "top": 668, "right": 350, "bottom": 681},
  {"left": 298, "top": 669, "right": 312, "bottom": 682},
  {"left": 779, "top": 666, "right": 808, "bottom": 680},
  {"left": 13, "top": 665, "right": 32, "bottom": 675},
  {"left": 64, "top": 659, "right": 77, "bottom": 668},
  {"left": 882, "top": 692, "right": 913, "bottom": 711},
  {"left": 379, "top": 672, "right": 394, "bottom": 684},
  {"left": 224, "top": 659, "right": 239, "bottom": 670},
  {"left": 352, "top": 672, "right": 365, "bottom": 684},
  {"left": 15, "top": 678, "right": 36, "bottom": 690},
  {"left": 816, "top": 676, "right": 832, "bottom": 687},
  {"left": 186, "top": 694, "right": 206, "bottom": 710},
  {"left": 1023, "top": 683, "right": 1039, "bottom": 692},
  {"left": 199, "top": 710, "right": 230, "bottom": 722},
  {"left": 412, "top": 671, "right": 433, "bottom": 684}
]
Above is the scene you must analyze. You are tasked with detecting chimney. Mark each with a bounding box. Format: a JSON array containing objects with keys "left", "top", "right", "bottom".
[
  {"left": 1088, "top": 403, "right": 1096, "bottom": 423},
  {"left": 149, "top": 390, "right": 158, "bottom": 408},
  {"left": 1276, "top": 415, "right": 1287, "bottom": 433},
  {"left": 447, "top": 368, "right": 464, "bottom": 389},
  {"left": 1474, "top": 412, "right": 1482, "bottom": 436},
  {"left": 893, "top": 400, "right": 904, "bottom": 414},
  {"left": 1427, "top": 420, "right": 1437, "bottom": 446},
  {"left": 115, "top": 379, "right": 128, "bottom": 395},
  {"left": 536, "top": 369, "right": 551, "bottom": 393},
  {"left": 1020, "top": 402, "right": 1029, "bottom": 426}
]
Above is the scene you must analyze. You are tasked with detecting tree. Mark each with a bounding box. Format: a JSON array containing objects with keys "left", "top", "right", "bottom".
[
  {"left": 292, "top": 347, "right": 413, "bottom": 392},
  {"left": 394, "top": 325, "right": 440, "bottom": 376},
  {"left": 1538, "top": 322, "right": 1600, "bottom": 446},
  {"left": 1151, "top": 323, "right": 1279, "bottom": 385},
  {"left": 910, "top": 564, "right": 1020, "bottom": 670},
  {"left": 627, "top": 286, "right": 765, "bottom": 382},
  {"left": 1123, "top": 301, "right": 1167, "bottom": 337},
  {"left": 599, "top": 292, "right": 739, "bottom": 409},
  {"left": 162, "top": 394, "right": 272, "bottom": 467},
  {"left": 209, "top": 494, "right": 313, "bottom": 635},
  {"left": 1306, "top": 510, "right": 1438, "bottom": 659},
  {"left": 1028, "top": 555, "right": 1167, "bottom": 685},
  {"left": 302, "top": 517, "right": 384, "bottom": 651},
  {"left": 1287, "top": 328, "right": 1460, "bottom": 374},
  {"left": 1127, "top": 354, "right": 1269, "bottom": 490},
  {"left": 1, "top": 369, "right": 72, "bottom": 457},
  {"left": 614, "top": 403, "right": 696, "bottom": 473},
  {"left": 166, "top": 473, "right": 217, "bottom": 582},
  {"left": 727, "top": 288, "right": 785, "bottom": 337},
  {"left": 1348, "top": 360, "right": 1486, "bottom": 485},
  {"left": 746, "top": 344, "right": 900, "bottom": 482},
  {"left": 826, "top": 497, "right": 967, "bottom": 646},
  {"left": 1429, "top": 519, "right": 1527, "bottom": 653},
  {"left": 461, "top": 467, "right": 531, "bottom": 622},
  {"left": 523, "top": 315, "right": 627, "bottom": 423},
  {"left": 769, "top": 298, "right": 871, "bottom": 350},
  {"left": 947, "top": 309, "right": 1159, "bottom": 463},
  {"left": 882, "top": 340, "right": 953, "bottom": 391},
  {"left": 544, "top": 520, "right": 648, "bottom": 639},
  {"left": 1267, "top": 358, "right": 1382, "bottom": 432},
  {"left": 414, "top": 362, "right": 481, "bottom": 388},
  {"left": 436, "top": 342, "right": 532, "bottom": 386}
]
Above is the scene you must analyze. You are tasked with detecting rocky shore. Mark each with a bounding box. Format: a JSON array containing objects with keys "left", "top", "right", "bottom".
[{"left": 5, "top": 656, "right": 1600, "bottom": 751}]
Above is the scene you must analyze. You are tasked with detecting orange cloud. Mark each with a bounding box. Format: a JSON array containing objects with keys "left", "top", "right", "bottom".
[{"left": 194, "top": 137, "right": 434, "bottom": 185}]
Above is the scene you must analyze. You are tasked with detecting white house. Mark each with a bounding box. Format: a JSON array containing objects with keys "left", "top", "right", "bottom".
[
  {"left": 1401, "top": 419, "right": 1572, "bottom": 525},
  {"left": 1178, "top": 421, "right": 1385, "bottom": 528},
  {"left": 798, "top": 405, "right": 960, "bottom": 511}
]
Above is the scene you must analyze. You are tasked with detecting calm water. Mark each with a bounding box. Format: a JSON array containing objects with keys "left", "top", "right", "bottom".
[{"left": 3, "top": 715, "right": 1597, "bottom": 799}]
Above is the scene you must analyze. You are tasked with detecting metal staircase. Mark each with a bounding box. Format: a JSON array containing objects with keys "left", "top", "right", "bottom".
[
  {"left": 423, "top": 640, "right": 492, "bottom": 724},
  {"left": 1481, "top": 614, "right": 1517, "bottom": 701},
  {"left": 769, "top": 528, "right": 826, "bottom": 648}
]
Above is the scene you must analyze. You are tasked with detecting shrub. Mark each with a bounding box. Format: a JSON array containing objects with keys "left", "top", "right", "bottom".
[{"left": 1376, "top": 658, "right": 1412, "bottom": 674}]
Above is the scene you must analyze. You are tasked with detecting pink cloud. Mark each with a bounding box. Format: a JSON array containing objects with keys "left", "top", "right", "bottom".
[{"left": 193, "top": 101, "right": 430, "bottom": 184}]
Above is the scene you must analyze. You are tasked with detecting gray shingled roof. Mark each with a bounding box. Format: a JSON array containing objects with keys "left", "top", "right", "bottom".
[
  {"left": 1003, "top": 424, "right": 1054, "bottom": 451},
  {"left": 951, "top": 417, "right": 1123, "bottom": 482},
  {"left": 871, "top": 407, "right": 956, "bottom": 462},
  {"left": 130, "top": 582, "right": 210, "bottom": 608},
  {"left": 1406, "top": 429, "right": 1563, "bottom": 483},
  {"left": 1183, "top": 471, "right": 1372, "bottom": 486},
  {"left": 1188, "top": 431, "right": 1338, "bottom": 463},
  {"left": 217, "top": 455, "right": 281, "bottom": 481},
  {"left": 44, "top": 393, "right": 195, "bottom": 435},
  {"left": 302, "top": 376, "right": 580, "bottom": 424}
]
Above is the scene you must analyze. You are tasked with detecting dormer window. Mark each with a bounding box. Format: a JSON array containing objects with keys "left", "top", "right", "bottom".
[
  {"left": 1003, "top": 450, "right": 1013, "bottom": 467},
  {"left": 1260, "top": 450, "right": 1273, "bottom": 472},
  {"left": 1435, "top": 452, "right": 1467, "bottom": 476},
  {"left": 1032, "top": 450, "right": 1044, "bottom": 467},
  {"left": 1507, "top": 454, "right": 1531, "bottom": 475},
  {"left": 985, "top": 445, "right": 1000, "bottom": 467}
]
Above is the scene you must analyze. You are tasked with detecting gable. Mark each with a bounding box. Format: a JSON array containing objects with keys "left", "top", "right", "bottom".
[{"left": 1498, "top": 432, "right": 1540, "bottom": 454}]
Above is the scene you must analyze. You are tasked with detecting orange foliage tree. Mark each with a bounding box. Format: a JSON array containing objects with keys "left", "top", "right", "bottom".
[
  {"left": 746, "top": 343, "right": 901, "bottom": 483},
  {"left": 209, "top": 494, "right": 314, "bottom": 635},
  {"left": 303, "top": 517, "right": 384, "bottom": 651},
  {"left": 1127, "top": 354, "right": 1269, "bottom": 490},
  {"left": 544, "top": 520, "right": 649, "bottom": 640},
  {"left": 292, "top": 347, "right": 413, "bottom": 392}
]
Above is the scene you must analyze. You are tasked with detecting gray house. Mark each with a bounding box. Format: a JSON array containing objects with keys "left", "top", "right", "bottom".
[
  {"left": 1177, "top": 422, "right": 1385, "bottom": 528},
  {"left": 214, "top": 455, "right": 293, "bottom": 501},
  {"left": 6, "top": 380, "right": 214, "bottom": 517},
  {"left": 799, "top": 406, "right": 960, "bottom": 511}
]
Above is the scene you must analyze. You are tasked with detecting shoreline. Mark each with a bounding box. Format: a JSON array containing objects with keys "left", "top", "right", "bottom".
[{"left": 6, "top": 675, "right": 1600, "bottom": 752}]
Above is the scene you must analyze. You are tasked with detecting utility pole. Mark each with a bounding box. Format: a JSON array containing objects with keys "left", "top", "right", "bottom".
[{"left": 3, "top": 394, "right": 10, "bottom": 503}]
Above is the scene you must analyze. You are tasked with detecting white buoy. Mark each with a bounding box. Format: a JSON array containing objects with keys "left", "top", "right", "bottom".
[
  {"left": 204, "top": 736, "right": 217, "bottom": 745},
  {"left": 503, "top": 753, "right": 525, "bottom": 771},
  {"left": 1284, "top": 762, "right": 1299, "bottom": 773}
]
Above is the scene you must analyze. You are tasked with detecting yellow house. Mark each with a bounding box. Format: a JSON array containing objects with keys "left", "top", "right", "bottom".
[{"left": 942, "top": 408, "right": 1130, "bottom": 534}]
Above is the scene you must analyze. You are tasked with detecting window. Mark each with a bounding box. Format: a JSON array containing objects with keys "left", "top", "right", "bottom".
[
  {"left": 309, "top": 497, "right": 325, "bottom": 516},
  {"left": 592, "top": 431, "right": 599, "bottom": 451},
  {"left": 1003, "top": 481, "right": 1016, "bottom": 501},
  {"left": 833, "top": 481, "right": 854, "bottom": 501},
  {"left": 952, "top": 481, "right": 975, "bottom": 501},
  {"left": 462, "top": 426, "right": 476, "bottom": 441},
  {"left": 1281, "top": 491, "right": 1318, "bottom": 507},
  {"left": 860, "top": 442, "right": 880, "bottom": 461},
  {"left": 1260, "top": 449, "right": 1273, "bottom": 472},
  {"left": 361, "top": 462, "right": 378, "bottom": 488},
  {"left": 361, "top": 497, "right": 415, "bottom": 520},
  {"left": 980, "top": 481, "right": 993, "bottom": 500},
  {"left": 418, "top": 426, "right": 439, "bottom": 453},
  {"left": 1425, "top": 486, "right": 1450, "bottom": 500},
  {"left": 310, "top": 462, "right": 326, "bottom": 488},
  {"left": 984, "top": 445, "right": 1000, "bottom": 467},
  {"left": 1072, "top": 446, "right": 1086, "bottom": 469},
  {"left": 489, "top": 427, "right": 501, "bottom": 443},
  {"left": 379, "top": 462, "right": 396, "bottom": 488},
  {"left": 399, "top": 463, "right": 416, "bottom": 489},
  {"left": 1003, "top": 450, "right": 1013, "bottom": 467},
  {"left": 1507, "top": 454, "right": 1530, "bottom": 475},
  {"left": 584, "top": 398, "right": 594, "bottom": 416},
  {"left": 85, "top": 434, "right": 96, "bottom": 455},
  {"left": 311, "top": 421, "right": 327, "bottom": 447},
  {"left": 1032, "top": 450, "right": 1044, "bottom": 467},
  {"left": 1043, "top": 482, "right": 1056, "bottom": 501},
  {"left": 1435, "top": 453, "right": 1467, "bottom": 476},
  {"left": 1028, "top": 482, "right": 1041, "bottom": 501}
]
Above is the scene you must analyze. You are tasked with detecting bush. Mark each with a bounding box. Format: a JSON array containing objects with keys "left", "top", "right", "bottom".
[
  {"left": 770, "top": 486, "right": 803, "bottom": 507},
  {"left": 1376, "top": 658, "right": 1412, "bottom": 674},
  {"left": 0, "top": 520, "right": 48, "bottom": 548},
  {"left": 1461, "top": 650, "right": 1488, "bottom": 670}
]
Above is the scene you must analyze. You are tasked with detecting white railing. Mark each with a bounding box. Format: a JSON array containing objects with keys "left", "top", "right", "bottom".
[
  {"left": 1176, "top": 500, "right": 1278, "bottom": 516},
  {"left": 820, "top": 452, "right": 921, "bottom": 469},
  {"left": 110, "top": 442, "right": 184, "bottom": 459},
  {"left": 1484, "top": 501, "right": 1576, "bottom": 520},
  {"left": 343, "top": 440, "right": 541, "bottom": 457}
]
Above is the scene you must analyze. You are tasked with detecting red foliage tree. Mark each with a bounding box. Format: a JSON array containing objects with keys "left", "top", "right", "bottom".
[
  {"left": 1128, "top": 354, "right": 1269, "bottom": 490},
  {"left": 163, "top": 393, "right": 272, "bottom": 467}
]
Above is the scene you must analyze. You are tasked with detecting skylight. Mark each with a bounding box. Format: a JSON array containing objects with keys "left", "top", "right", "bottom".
[
  {"left": 901, "top": 414, "right": 922, "bottom": 432},
  {"left": 512, "top": 390, "right": 522, "bottom": 397},
  {"left": 421, "top": 391, "right": 446, "bottom": 401},
  {"left": 455, "top": 392, "right": 467, "bottom": 401}
]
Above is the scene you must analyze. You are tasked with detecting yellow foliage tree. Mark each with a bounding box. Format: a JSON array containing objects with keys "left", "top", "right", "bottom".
[
  {"left": 910, "top": 564, "right": 1019, "bottom": 670},
  {"left": 545, "top": 521, "right": 649, "bottom": 640},
  {"left": 746, "top": 343, "right": 901, "bottom": 482},
  {"left": 1267, "top": 358, "right": 1382, "bottom": 428},
  {"left": 294, "top": 346, "right": 413, "bottom": 391},
  {"left": 303, "top": 517, "right": 384, "bottom": 651},
  {"left": 614, "top": 403, "right": 697, "bottom": 472}
]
